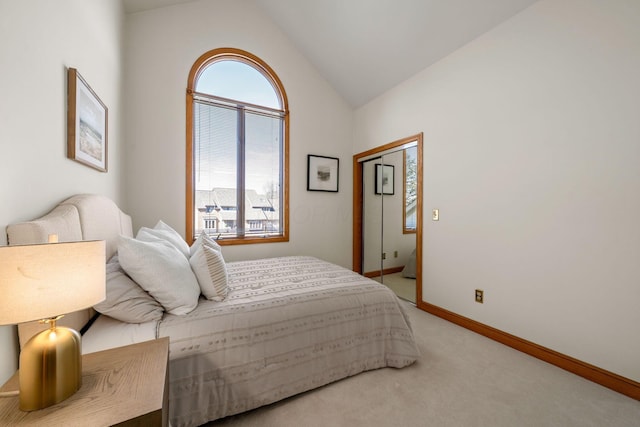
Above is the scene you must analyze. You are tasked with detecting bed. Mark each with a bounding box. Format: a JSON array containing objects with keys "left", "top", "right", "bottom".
[{"left": 7, "top": 194, "right": 420, "bottom": 426}]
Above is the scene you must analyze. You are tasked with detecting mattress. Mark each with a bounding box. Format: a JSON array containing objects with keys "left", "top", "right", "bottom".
[
  {"left": 84, "top": 256, "right": 420, "bottom": 426},
  {"left": 82, "top": 315, "right": 156, "bottom": 355}
]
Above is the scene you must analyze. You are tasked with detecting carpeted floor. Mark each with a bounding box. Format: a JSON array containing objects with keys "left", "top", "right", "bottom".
[
  {"left": 374, "top": 272, "right": 416, "bottom": 303},
  {"left": 210, "top": 301, "right": 640, "bottom": 427}
]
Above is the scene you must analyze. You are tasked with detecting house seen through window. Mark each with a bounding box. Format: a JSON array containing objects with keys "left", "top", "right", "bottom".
[{"left": 186, "top": 48, "right": 289, "bottom": 244}]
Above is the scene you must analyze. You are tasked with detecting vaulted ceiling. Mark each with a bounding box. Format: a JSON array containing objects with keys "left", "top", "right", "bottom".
[{"left": 122, "top": 0, "right": 538, "bottom": 107}]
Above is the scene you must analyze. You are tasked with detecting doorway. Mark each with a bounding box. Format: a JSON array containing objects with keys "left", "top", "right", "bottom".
[{"left": 353, "top": 134, "right": 423, "bottom": 304}]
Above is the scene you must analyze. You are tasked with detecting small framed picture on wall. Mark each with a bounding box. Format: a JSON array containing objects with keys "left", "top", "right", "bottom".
[{"left": 307, "top": 154, "right": 339, "bottom": 192}]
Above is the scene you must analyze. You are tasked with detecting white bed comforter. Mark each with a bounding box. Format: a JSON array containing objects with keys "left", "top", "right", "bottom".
[{"left": 158, "top": 256, "right": 419, "bottom": 426}]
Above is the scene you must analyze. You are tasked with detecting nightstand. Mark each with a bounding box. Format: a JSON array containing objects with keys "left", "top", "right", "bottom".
[{"left": 0, "top": 337, "right": 169, "bottom": 426}]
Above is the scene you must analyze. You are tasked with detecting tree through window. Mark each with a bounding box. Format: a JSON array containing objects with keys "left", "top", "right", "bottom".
[
  {"left": 186, "top": 48, "right": 289, "bottom": 245},
  {"left": 404, "top": 145, "right": 417, "bottom": 233}
]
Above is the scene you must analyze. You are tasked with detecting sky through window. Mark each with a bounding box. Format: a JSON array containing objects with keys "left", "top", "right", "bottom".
[{"left": 195, "top": 60, "right": 280, "bottom": 109}]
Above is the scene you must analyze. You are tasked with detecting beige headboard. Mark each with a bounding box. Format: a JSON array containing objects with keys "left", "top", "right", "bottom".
[{"left": 6, "top": 193, "right": 133, "bottom": 349}]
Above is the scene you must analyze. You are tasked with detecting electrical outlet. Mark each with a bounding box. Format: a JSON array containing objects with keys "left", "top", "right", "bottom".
[
  {"left": 382, "top": 252, "right": 386, "bottom": 260},
  {"left": 394, "top": 250, "right": 398, "bottom": 258},
  {"left": 475, "top": 289, "right": 484, "bottom": 304},
  {"left": 432, "top": 209, "right": 439, "bottom": 221}
]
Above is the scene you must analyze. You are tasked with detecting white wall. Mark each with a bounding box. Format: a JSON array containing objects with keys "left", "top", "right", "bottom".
[
  {"left": 0, "top": 0, "right": 124, "bottom": 384},
  {"left": 123, "top": 0, "right": 354, "bottom": 266},
  {"left": 354, "top": 0, "right": 640, "bottom": 382}
]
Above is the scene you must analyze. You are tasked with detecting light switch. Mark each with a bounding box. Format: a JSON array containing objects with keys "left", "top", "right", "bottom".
[{"left": 432, "top": 209, "right": 439, "bottom": 221}]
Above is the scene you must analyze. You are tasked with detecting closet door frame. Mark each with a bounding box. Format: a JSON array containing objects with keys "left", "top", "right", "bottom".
[{"left": 353, "top": 133, "right": 423, "bottom": 304}]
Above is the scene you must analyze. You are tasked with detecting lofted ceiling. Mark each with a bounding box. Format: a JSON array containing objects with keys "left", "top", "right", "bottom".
[{"left": 122, "top": 0, "right": 538, "bottom": 107}]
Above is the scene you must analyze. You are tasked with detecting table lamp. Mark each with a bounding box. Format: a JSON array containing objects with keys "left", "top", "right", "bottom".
[{"left": 0, "top": 239, "right": 105, "bottom": 411}]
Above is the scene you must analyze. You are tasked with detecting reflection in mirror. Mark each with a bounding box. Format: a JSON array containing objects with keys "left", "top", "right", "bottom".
[
  {"left": 362, "top": 158, "right": 382, "bottom": 277},
  {"left": 404, "top": 146, "right": 417, "bottom": 234},
  {"left": 380, "top": 149, "right": 416, "bottom": 303},
  {"left": 359, "top": 143, "right": 418, "bottom": 303},
  {"left": 354, "top": 133, "right": 423, "bottom": 305}
]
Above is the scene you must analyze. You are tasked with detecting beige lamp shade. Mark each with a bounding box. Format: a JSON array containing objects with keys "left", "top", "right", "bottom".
[{"left": 0, "top": 240, "right": 106, "bottom": 325}]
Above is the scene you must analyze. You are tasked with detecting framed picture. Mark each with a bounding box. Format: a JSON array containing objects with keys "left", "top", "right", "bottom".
[
  {"left": 307, "top": 154, "right": 339, "bottom": 192},
  {"left": 375, "top": 164, "right": 394, "bottom": 195},
  {"left": 67, "top": 68, "right": 108, "bottom": 172}
]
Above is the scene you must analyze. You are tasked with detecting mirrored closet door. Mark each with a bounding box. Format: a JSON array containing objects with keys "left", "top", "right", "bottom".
[{"left": 353, "top": 134, "right": 423, "bottom": 304}]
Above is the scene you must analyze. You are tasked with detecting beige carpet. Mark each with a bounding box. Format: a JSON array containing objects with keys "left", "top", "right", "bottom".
[
  {"left": 373, "top": 272, "right": 416, "bottom": 303},
  {"left": 209, "top": 302, "right": 640, "bottom": 427}
]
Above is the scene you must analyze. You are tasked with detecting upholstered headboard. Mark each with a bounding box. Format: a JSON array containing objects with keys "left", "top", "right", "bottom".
[{"left": 6, "top": 194, "right": 133, "bottom": 349}]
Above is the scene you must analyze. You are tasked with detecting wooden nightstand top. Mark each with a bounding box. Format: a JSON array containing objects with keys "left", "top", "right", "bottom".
[{"left": 0, "top": 337, "right": 169, "bottom": 426}]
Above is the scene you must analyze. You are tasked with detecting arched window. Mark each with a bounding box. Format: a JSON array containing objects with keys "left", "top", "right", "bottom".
[{"left": 186, "top": 48, "right": 289, "bottom": 245}]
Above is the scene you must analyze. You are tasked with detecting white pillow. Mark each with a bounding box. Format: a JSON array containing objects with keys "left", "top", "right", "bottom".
[
  {"left": 137, "top": 220, "right": 190, "bottom": 258},
  {"left": 118, "top": 236, "right": 200, "bottom": 315},
  {"left": 189, "top": 244, "right": 229, "bottom": 301},
  {"left": 189, "top": 231, "right": 221, "bottom": 257},
  {"left": 94, "top": 256, "right": 164, "bottom": 323}
]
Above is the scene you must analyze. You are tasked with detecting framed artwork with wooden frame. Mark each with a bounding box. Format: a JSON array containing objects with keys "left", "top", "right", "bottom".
[
  {"left": 67, "top": 68, "right": 108, "bottom": 172},
  {"left": 307, "top": 154, "right": 339, "bottom": 192}
]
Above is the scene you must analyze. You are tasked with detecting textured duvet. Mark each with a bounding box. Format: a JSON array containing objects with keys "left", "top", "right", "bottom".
[{"left": 158, "top": 256, "right": 420, "bottom": 426}]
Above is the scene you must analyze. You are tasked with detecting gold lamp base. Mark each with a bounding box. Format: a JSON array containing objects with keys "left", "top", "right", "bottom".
[{"left": 19, "top": 318, "right": 82, "bottom": 411}]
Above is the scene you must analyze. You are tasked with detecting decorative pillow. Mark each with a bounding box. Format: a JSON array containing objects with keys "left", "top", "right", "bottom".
[
  {"left": 94, "top": 256, "right": 164, "bottom": 323},
  {"left": 189, "top": 231, "right": 221, "bottom": 257},
  {"left": 118, "top": 236, "right": 200, "bottom": 315},
  {"left": 136, "top": 220, "right": 190, "bottom": 258},
  {"left": 189, "top": 244, "right": 229, "bottom": 301}
]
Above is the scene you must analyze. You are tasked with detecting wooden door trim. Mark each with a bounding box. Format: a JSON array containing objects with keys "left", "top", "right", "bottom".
[{"left": 353, "top": 133, "right": 423, "bottom": 304}]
